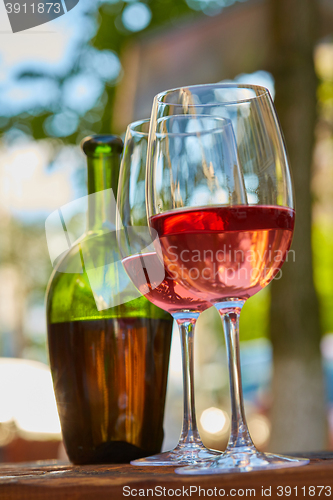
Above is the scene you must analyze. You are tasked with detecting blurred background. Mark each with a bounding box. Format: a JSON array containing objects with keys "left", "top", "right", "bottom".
[{"left": 0, "top": 0, "right": 332, "bottom": 462}]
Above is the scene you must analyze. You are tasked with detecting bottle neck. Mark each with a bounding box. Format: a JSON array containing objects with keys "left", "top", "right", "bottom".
[{"left": 86, "top": 154, "right": 120, "bottom": 232}]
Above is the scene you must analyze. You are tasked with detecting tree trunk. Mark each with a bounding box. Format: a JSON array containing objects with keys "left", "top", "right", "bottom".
[{"left": 268, "top": 0, "right": 327, "bottom": 452}]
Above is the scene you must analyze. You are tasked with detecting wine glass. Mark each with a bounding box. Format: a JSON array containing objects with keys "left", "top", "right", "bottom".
[
  {"left": 116, "top": 118, "right": 221, "bottom": 465},
  {"left": 146, "top": 84, "right": 310, "bottom": 474}
]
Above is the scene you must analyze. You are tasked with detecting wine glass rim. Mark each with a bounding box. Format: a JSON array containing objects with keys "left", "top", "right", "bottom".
[
  {"left": 155, "top": 83, "right": 270, "bottom": 107},
  {"left": 155, "top": 114, "right": 231, "bottom": 137},
  {"left": 127, "top": 118, "right": 150, "bottom": 136}
]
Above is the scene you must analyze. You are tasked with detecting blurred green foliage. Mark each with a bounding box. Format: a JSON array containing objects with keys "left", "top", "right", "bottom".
[
  {"left": 240, "top": 288, "right": 270, "bottom": 341},
  {"left": 1, "top": 1, "right": 198, "bottom": 143},
  {"left": 91, "top": 0, "right": 195, "bottom": 134},
  {"left": 313, "top": 221, "right": 333, "bottom": 335}
]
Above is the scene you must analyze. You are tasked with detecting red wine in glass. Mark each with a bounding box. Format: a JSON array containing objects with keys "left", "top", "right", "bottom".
[
  {"left": 150, "top": 205, "right": 295, "bottom": 303},
  {"left": 122, "top": 252, "right": 208, "bottom": 314}
]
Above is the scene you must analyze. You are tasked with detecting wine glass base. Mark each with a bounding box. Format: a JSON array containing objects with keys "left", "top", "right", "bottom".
[
  {"left": 175, "top": 447, "right": 310, "bottom": 475},
  {"left": 131, "top": 444, "right": 221, "bottom": 466}
]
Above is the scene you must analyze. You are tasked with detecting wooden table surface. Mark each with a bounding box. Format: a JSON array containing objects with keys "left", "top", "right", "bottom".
[{"left": 0, "top": 453, "right": 332, "bottom": 499}]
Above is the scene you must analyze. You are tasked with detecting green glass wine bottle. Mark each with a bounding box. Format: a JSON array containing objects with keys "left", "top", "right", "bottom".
[{"left": 46, "top": 135, "right": 173, "bottom": 465}]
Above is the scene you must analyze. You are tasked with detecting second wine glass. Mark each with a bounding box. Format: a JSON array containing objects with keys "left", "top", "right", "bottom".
[{"left": 117, "top": 118, "right": 221, "bottom": 465}]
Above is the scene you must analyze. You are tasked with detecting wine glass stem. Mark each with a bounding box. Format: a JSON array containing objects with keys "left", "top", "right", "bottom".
[
  {"left": 218, "top": 303, "right": 255, "bottom": 451},
  {"left": 174, "top": 317, "right": 201, "bottom": 446}
]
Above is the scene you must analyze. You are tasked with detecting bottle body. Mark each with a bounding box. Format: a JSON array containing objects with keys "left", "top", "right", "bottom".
[
  {"left": 47, "top": 268, "right": 172, "bottom": 464},
  {"left": 46, "top": 136, "right": 173, "bottom": 464}
]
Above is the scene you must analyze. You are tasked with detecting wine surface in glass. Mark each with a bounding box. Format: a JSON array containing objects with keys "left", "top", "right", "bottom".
[
  {"left": 122, "top": 252, "right": 208, "bottom": 314},
  {"left": 150, "top": 205, "right": 295, "bottom": 302}
]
